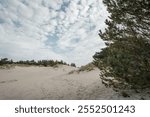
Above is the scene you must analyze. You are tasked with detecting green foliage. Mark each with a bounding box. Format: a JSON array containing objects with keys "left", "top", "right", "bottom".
[
  {"left": 0, "top": 58, "right": 70, "bottom": 67},
  {"left": 93, "top": 0, "right": 150, "bottom": 89},
  {"left": 0, "top": 58, "right": 13, "bottom": 65},
  {"left": 71, "top": 63, "right": 76, "bottom": 67},
  {"left": 78, "top": 63, "right": 95, "bottom": 72}
]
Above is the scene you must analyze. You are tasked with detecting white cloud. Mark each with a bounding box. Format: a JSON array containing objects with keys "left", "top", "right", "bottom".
[
  {"left": 42, "top": 0, "right": 63, "bottom": 10},
  {"left": 0, "top": 0, "right": 108, "bottom": 66}
]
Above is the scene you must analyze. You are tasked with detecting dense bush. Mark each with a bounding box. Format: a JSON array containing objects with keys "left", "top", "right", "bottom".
[
  {"left": 0, "top": 58, "right": 13, "bottom": 65},
  {"left": 93, "top": 0, "right": 150, "bottom": 90},
  {"left": 71, "top": 63, "right": 76, "bottom": 67}
]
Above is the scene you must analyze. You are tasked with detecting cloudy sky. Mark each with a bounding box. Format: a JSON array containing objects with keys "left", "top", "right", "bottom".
[{"left": 0, "top": 0, "right": 108, "bottom": 66}]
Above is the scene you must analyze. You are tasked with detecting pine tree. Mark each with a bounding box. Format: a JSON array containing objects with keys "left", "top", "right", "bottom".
[{"left": 93, "top": 0, "right": 150, "bottom": 90}]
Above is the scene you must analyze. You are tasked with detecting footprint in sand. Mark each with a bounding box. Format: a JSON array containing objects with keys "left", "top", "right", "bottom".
[{"left": 0, "top": 80, "right": 18, "bottom": 84}]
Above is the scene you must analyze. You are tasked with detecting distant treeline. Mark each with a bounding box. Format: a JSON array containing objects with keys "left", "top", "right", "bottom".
[{"left": 0, "top": 58, "right": 76, "bottom": 67}]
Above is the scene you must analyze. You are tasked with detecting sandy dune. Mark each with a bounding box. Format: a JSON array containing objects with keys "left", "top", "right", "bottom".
[{"left": 0, "top": 65, "right": 117, "bottom": 100}]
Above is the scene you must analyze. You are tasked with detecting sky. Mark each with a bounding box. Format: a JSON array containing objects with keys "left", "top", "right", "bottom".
[{"left": 0, "top": 0, "right": 108, "bottom": 66}]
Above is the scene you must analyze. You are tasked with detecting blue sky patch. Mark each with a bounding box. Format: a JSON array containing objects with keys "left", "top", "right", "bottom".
[
  {"left": 12, "top": 20, "right": 22, "bottom": 28},
  {"left": 60, "top": 1, "right": 70, "bottom": 12}
]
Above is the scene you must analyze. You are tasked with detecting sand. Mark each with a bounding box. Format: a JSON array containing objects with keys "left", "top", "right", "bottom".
[
  {"left": 0, "top": 65, "right": 116, "bottom": 100},
  {"left": 1, "top": 65, "right": 149, "bottom": 100}
]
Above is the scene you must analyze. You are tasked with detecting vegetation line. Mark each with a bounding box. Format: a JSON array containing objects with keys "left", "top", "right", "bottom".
[{"left": 0, "top": 58, "right": 76, "bottom": 67}]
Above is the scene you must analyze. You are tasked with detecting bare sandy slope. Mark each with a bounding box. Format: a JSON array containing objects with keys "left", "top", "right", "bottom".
[{"left": 0, "top": 65, "right": 118, "bottom": 100}]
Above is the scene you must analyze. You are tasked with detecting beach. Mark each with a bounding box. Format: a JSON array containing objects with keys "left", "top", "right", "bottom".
[
  {"left": 0, "top": 65, "right": 115, "bottom": 100},
  {"left": 0, "top": 65, "right": 149, "bottom": 100}
]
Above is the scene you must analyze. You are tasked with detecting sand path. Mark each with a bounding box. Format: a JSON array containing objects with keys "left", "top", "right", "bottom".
[{"left": 0, "top": 65, "right": 115, "bottom": 100}]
